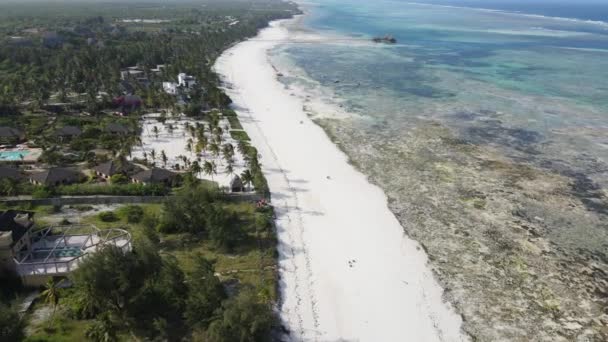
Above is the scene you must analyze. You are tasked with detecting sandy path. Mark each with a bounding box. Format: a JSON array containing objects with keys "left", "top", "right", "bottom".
[{"left": 215, "top": 19, "right": 466, "bottom": 342}]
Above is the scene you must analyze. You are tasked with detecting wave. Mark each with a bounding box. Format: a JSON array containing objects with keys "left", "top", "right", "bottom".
[{"left": 404, "top": 2, "right": 608, "bottom": 29}]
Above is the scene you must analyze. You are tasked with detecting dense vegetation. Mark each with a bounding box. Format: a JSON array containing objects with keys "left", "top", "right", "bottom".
[
  {"left": 0, "top": 182, "right": 277, "bottom": 341},
  {"left": 66, "top": 227, "right": 274, "bottom": 341},
  {"left": 0, "top": 0, "right": 299, "bottom": 115}
]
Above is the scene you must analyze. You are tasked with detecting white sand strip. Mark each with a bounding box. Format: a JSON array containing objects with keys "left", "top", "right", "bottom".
[{"left": 215, "top": 19, "right": 467, "bottom": 342}]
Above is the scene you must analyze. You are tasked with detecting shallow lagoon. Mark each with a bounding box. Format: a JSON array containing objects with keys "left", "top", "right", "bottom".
[{"left": 272, "top": 0, "right": 608, "bottom": 340}]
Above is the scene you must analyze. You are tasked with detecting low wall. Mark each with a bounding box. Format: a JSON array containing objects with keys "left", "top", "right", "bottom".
[
  {"left": 0, "top": 193, "right": 264, "bottom": 206},
  {"left": 1, "top": 196, "right": 166, "bottom": 206}
]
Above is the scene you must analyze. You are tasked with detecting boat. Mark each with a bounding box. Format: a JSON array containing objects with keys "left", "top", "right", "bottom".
[{"left": 372, "top": 35, "right": 397, "bottom": 44}]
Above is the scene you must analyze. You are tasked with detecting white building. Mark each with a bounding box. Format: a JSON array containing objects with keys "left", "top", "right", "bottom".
[
  {"left": 162, "top": 73, "right": 197, "bottom": 95},
  {"left": 178, "top": 73, "right": 197, "bottom": 88},
  {"left": 163, "top": 82, "right": 178, "bottom": 95}
]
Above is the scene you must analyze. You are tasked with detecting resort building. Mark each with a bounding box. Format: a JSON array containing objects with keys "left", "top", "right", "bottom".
[
  {"left": 151, "top": 64, "right": 166, "bottom": 73},
  {"left": 163, "top": 73, "right": 197, "bottom": 95},
  {"left": 120, "top": 66, "right": 145, "bottom": 80},
  {"left": 105, "top": 123, "right": 131, "bottom": 135},
  {"left": 29, "top": 168, "right": 82, "bottom": 187},
  {"left": 0, "top": 127, "right": 25, "bottom": 145},
  {"left": 178, "top": 73, "right": 197, "bottom": 88},
  {"left": 0, "top": 210, "right": 131, "bottom": 287},
  {"left": 93, "top": 160, "right": 138, "bottom": 179},
  {"left": 162, "top": 82, "right": 178, "bottom": 95},
  {"left": 0, "top": 166, "right": 22, "bottom": 181},
  {"left": 131, "top": 167, "right": 178, "bottom": 185},
  {"left": 55, "top": 126, "right": 82, "bottom": 140},
  {"left": 112, "top": 95, "right": 142, "bottom": 113}
]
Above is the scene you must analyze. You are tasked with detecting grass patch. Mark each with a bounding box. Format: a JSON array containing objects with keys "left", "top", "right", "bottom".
[
  {"left": 230, "top": 130, "right": 250, "bottom": 142},
  {"left": 24, "top": 307, "right": 91, "bottom": 342},
  {"left": 227, "top": 115, "right": 243, "bottom": 130},
  {"left": 79, "top": 204, "right": 163, "bottom": 229}
]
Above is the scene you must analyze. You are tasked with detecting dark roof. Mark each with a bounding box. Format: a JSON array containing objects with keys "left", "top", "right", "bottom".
[
  {"left": 55, "top": 126, "right": 82, "bottom": 137},
  {"left": 230, "top": 175, "right": 243, "bottom": 188},
  {"left": 106, "top": 123, "right": 130, "bottom": 134},
  {"left": 0, "top": 210, "right": 34, "bottom": 244},
  {"left": 0, "top": 127, "right": 24, "bottom": 138},
  {"left": 29, "top": 168, "right": 81, "bottom": 185},
  {"left": 93, "top": 160, "right": 137, "bottom": 176},
  {"left": 132, "top": 168, "right": 176, "bottom": 183},
  {"left": 0, "top": 166, "right": 21, "bottom": 181}
]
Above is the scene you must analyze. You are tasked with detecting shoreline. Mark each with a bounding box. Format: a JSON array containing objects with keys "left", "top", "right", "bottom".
[{"left": 214, "top": 15, "right": 467, "bottom": 342}]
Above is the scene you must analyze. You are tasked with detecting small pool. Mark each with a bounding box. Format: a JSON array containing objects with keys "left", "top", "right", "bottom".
[
  {"left": 0, "top": 151, "right": 29, "bottom": 161},
  {"left": 32, "top": 247, "right": 83, "bottom": 259}
]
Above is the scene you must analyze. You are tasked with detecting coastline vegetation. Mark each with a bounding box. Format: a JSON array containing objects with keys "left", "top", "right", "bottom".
[{"left": 16, "top": 183, "right": 278, "bottom": 341}]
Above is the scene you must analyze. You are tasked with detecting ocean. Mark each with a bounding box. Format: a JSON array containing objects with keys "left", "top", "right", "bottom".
[{"left": 270, "top": 0, "right": 608, "bottom": 340}]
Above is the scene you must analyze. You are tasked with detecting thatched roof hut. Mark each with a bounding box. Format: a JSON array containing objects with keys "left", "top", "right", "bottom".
[
  {"left": 55, "top": 126, "right": 82, "bottom": 137},
  {"left": 93, "top": 160, "right": 138, "bottom": 179},
  {"left": 29, "top": 168, "right": 81, "bottom": 186},
  {"left": 131, "top": 167, "right": 177, "bottom": 185},
  {"left": 230, "top": 175, "right": 244, "bottom": 192},
  {"left": 0, "top": 166, "right": 22, "bottom": 181}
]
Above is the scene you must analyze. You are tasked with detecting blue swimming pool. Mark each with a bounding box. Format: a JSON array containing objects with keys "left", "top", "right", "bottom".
[
  {"left": 32, "top": 247, "right": 82, "bottom": 259},
  {"left": 0, "top": 151, "right": 29, "bottom": 161}
]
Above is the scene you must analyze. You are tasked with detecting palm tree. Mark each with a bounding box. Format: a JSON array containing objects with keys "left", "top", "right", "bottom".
[
  {"left": 241, "top": 169, "right": 253, "bottom": 191},
  {"left": 197, "top": 135, "right": 208, "bottom": 154},
  {"left": 179, "top": 155, "right": 189, "bottom": 168},
  {"left": 161, "top": 150, "right": 168, "bottom": 167},
  {"left": 209, "top": 142, "right": 220, "bottom": 159},
  {"left": 225, "top": 163, "right": 234, "bottom": 176},
  {"left": 203, "top": 161, "right": 217, "bottom": 181},
  {"left": 214, "top": 132, "right": 223, "bottom": 145},
  {"left": 42, "top": 278, "right": 64, "bottom": 321},
  {"left": 237, "top": 140, "right": 248, "bottom": 155},
  {"left": 186, "top": 138, "right": 193, "bottom": 155},
  {"left": 196, "top": 125, "right": 206, "bottom": 141},
  {"left": 222, "top": 143, "right": 234, "bottom": 162},
  {"left": 190, "top": 160, "right": 202, "bottom": 178}
]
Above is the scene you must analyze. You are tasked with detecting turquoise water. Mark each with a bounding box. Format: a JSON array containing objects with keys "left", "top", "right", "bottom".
[
  {"left": 0, "top": 151, "right": 29, "bottom": 161},
  {"left": 274, "top": 0, "right": 608, "bottom": 339}
]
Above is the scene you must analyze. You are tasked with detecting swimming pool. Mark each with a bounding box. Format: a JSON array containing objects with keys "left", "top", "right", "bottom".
[
  {"left": 0, "top": 151, "right": 29, "bottom": 161},
  {"left": 32, "top": 247, "right": 83, "bottom": 259}
]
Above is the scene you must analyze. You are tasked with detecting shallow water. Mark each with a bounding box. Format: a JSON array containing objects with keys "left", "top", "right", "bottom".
[{"left": 271, "top": 0, "right": 608, "bottom": 340}]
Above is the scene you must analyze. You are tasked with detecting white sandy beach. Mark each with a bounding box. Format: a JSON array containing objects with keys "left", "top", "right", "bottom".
[{"left": 215, "top": 19, "right": 467, "bottom": 342}]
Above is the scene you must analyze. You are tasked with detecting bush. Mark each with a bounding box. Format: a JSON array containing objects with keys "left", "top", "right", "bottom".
[
  {"left": 56, "top": 183, "right": 170, "bottom": 196},
  {"left": 98, "top": 211, "right": 118, "bottom": 222},
  {"left": 226, "top": 116, "right": 242, "bottom": 130},
  {"left": 184, "top": 256, "right": 225, "bottom": 329},
  {"left": 0, "top": 303, "right": 24, "bottom": 341},
  {"left": 229, "top": 130, "right": 250, "bottom": 142},
  {"left": 120, "top": 205, "right": 144, "bottom": 223},
  {"left": 110, "top": 174, "right": 128, "bottom": 184},
  {"left": 203, "top": 289, "right": 273, "bottom": 342},
  {"left": 32, "top": 186, "right": 54, "bottom": 199}
]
